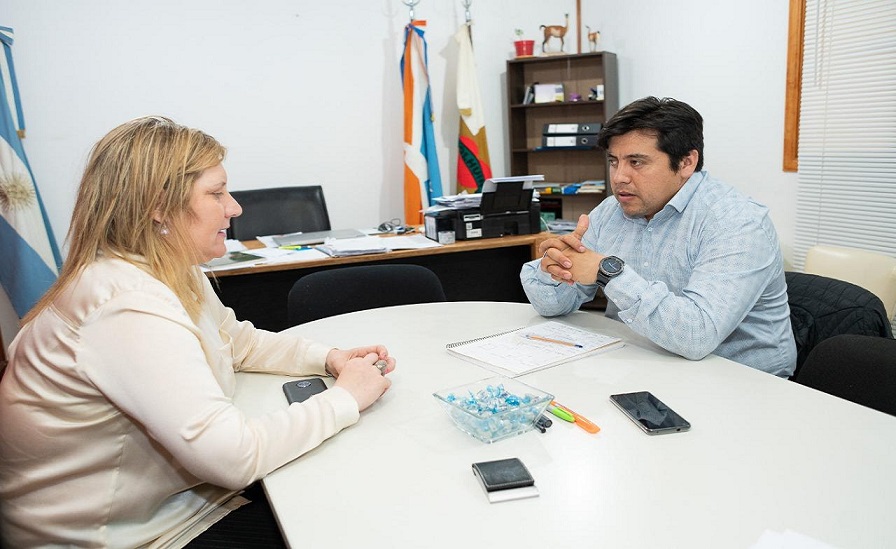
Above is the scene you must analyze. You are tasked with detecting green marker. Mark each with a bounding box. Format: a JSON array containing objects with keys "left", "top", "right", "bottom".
[{"left": 547, "top": 404, "right": 574, "bottom": 422}]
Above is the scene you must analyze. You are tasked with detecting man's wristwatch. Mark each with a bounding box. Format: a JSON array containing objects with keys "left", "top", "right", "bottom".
[{"left": 596, "top": 256, "right": 625, "bottom": 288}]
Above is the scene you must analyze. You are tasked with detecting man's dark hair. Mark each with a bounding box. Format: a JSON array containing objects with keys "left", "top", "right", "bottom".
[{"left": 597, "top": 96, "right": 704, "bottom": 172}]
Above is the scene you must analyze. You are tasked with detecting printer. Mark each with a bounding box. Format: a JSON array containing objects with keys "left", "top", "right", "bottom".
[{"left": 424, "top": 176, "right": 543, "bottom": 244}]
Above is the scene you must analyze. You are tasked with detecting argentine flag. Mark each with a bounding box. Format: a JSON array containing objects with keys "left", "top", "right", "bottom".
[
  {"left": 401, "top": 21, "right": 443, "bottom": 225},
  {"left": 0, "top": 27, "right": 61, "bottom": 318}
]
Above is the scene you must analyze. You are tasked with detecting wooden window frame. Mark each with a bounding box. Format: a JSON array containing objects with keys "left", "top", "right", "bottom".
[{"left": 783, "top": 0, "right": 805, "bottom": 172}]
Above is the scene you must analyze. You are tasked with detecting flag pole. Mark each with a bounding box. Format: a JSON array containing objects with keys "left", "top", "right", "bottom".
[{"left": 1, "top": 329, "right": 7, "bottom": 370}]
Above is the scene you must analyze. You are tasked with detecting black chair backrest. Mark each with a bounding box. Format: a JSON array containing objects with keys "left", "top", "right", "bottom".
[
  {"left": 786, "top": 271, "right": 893, "bottom": 377},
  {"left": 287, "top": 264, "right": 447, "bottom": 326},
  {"left": 794, "top": 334, "right": 896, "bottom": 416},
  {"left": 228, "top": 186, "right": 331, "bottom": 241}
]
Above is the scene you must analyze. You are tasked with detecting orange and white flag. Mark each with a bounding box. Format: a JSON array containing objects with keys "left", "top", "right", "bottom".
[{"left": 401, "top": 21, "right": 443, "bottom": 225}]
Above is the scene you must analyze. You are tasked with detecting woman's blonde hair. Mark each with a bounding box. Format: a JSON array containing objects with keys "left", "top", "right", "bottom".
[{"left": 24, "top": 116, "right": 226, "bottom": 322}]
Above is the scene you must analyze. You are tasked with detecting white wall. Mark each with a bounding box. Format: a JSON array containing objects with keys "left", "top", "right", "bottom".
[{"left": 0, "top": 0, "right": 798, "bottom": 346}]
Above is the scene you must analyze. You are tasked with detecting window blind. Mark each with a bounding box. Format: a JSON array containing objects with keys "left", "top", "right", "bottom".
[{"left": 794, "top": 0, "right": 896, "bottom": 272}]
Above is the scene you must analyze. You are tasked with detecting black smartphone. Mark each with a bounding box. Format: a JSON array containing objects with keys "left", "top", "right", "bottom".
[
  {"left": 283, "top": 378, "right": 328, "bottom": 404},
  {"left": 609, "top": 391, "right": 691, "bottom": 435}
]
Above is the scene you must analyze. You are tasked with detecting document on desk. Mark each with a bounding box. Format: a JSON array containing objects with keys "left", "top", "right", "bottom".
[
  {"left": 271, "top": 228, "right": 366, "bottom": 247},
  {"left": 315, "top": 236, "right": 388, "bottom": 257},
  {"left": 201, "top": 251, "right": 266, "bottom": 272},
  {"left": 201, "top": 247, "right": 328, "bottom": 272},
  {"left": 225, "top": 239, "right": 248, "bottom": 252},
  {"left": 432, "top": 193, "right": 482, "bottom": 210},
  {"left": 384, "top": 234, "right": 442, "bottom": 250},
  {"left": 446, "top": 321, "right": 623, "bottom": 376}
]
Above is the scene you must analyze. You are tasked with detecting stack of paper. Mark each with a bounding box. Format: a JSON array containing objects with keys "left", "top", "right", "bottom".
[
  {"left": 201, "top": 247, "right": 330, "bottom": 272},
  {"left": 546, "top": 219, "right": 578, "bottom": 234},
  {"left": 383, "top": 234, "right": 442, "bottom": 250},
  {"left": 201, "top": 251, "right": 265, "bottom": 271},
  {"left": 315, "top": 236, "right": 388, "bottom": 257},
  {"left": 432, "top": 193, "right": 482, "bottom": 210}
]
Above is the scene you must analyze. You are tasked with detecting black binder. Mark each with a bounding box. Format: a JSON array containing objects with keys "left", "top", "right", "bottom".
[
  {"left": 541, "top": 134, "right": 599, "bottom": 148},
  {"left": 542, "top": 122, "right": 602, "bottom": 135}
]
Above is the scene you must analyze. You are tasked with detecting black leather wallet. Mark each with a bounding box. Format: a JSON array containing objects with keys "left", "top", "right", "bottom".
[{"left": 471, "top": 458, "right": 538, "bottom": 502}]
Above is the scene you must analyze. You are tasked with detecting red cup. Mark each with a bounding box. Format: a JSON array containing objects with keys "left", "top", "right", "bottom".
[{"left": 514, "top": 40, "right": 535, "bottom": 57}]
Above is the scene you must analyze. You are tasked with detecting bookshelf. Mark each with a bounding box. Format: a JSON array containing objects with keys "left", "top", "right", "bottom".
[{"left": 506, "top": 52, "right": 619, "bottom": 221}]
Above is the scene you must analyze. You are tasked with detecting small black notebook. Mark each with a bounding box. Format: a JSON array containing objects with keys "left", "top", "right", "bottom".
[{"left": 471, "top": 458, "right": 539, "bottom": 503}]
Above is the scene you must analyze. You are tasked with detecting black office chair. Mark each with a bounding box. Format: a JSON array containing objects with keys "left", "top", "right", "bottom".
[
  {"left": 287, "top": 264, "right": 447, "bottom": 326},
  {"left": 794, "top": 334, "right": 896, "bottom": 416},
  {"left": 785, "top": 271, "right": 893, "bottom": 378},
  {"left": 227, "top": 186, "right": 331, "bottom": 241}
]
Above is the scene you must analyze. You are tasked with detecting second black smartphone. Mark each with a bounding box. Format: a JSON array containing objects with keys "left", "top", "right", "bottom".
[
  {"left": 609, "top": 391, "right": 691, "bottom": 435},
  {"left": 283, "top": 378, "right": 328, "bottom": 404}
]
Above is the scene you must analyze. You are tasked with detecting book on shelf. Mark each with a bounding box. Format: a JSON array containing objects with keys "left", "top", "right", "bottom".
[
  {"left": 560, "top": 183, "right": 581, "bottom": 195},
  {"left": 533, "top": 182, "right": 566, "bottom": 195},
  {"left": 533, "top": 83, "right": 564, "bottom": 104},
  {"left": 578, "top": 180, "right": 606, "bottom": 193},
  {"left": 535, "top": 180, "right": 605, "bottom": 196},
  {"left": 522, "top": 84, "right": 535, "bottom": 105}
]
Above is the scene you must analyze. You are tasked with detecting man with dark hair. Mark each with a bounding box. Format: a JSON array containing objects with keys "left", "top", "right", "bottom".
[{"left": 520, "top": 97, "right": 796, "bottom": 377}]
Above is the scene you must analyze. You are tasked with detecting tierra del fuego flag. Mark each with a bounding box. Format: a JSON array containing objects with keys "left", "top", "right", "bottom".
[
  {"left": 0, "top": 26, "right": 62, "bottom": 318},
  {"left": 454, "top": 23, "right": 491, "bottom": 194},
  {"left": 401, "top": 20, "right": 443, "bottom": 225}
]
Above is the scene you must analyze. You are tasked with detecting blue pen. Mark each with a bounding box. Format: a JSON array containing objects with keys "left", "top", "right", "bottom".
[{"left": 279, "top": 245, "right": 312, "bottom": 251}]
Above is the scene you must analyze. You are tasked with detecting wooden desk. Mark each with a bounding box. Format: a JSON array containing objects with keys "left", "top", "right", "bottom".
[{"left": 209, "top": 232, "right": 550, "bottom": 331}]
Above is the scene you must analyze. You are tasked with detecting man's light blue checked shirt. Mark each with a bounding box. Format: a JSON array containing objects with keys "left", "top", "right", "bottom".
[{"left": 521, "top": 171, "right": 797, "bottom": 377}]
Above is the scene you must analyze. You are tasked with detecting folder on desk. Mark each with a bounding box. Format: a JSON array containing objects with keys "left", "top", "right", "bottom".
[{"left": 272, "top": 228, "right": 366, "bottom": 247}]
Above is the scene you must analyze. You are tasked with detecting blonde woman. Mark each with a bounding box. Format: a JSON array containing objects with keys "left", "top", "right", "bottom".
[{"left": 0, "top": 116, "right": 395, "bottom": 547}]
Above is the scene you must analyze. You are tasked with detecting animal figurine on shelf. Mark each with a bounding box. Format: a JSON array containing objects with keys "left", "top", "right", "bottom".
[
  {"left": 587, "top": 26, "right": 601, "bottom": 52},
  {"left": 540, "top": 13, "right": 569, "bottom": 53}
]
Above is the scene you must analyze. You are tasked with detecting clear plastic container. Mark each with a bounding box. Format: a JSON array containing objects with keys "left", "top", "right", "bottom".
[{"left": 433, "top": 376, "right": 554, "bottom": 443}]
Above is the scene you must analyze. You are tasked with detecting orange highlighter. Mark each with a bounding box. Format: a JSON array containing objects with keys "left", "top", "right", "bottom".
[{"left": 551, "top": 400, "right": 601, "bottom": 434}]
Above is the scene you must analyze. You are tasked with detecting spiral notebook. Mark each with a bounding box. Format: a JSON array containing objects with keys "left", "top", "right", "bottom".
[{"left": 446, "top": 320, "right": 623, "bottom": 376}]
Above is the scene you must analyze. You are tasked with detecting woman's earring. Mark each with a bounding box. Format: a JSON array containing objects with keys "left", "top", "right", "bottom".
[{"left": 160, "top": 225, "right": 170, "bottom": 236}]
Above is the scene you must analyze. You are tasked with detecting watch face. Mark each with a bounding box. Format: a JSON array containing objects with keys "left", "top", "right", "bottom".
[{"left": 601, "top": 256, "right": 624, "bottom": 276}]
